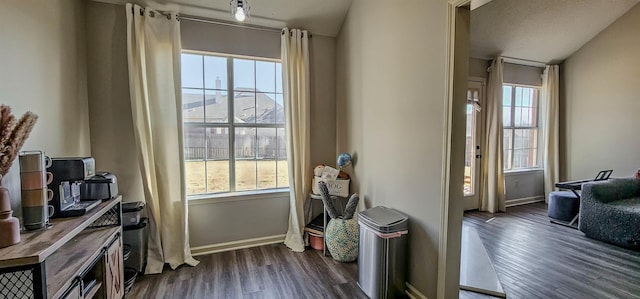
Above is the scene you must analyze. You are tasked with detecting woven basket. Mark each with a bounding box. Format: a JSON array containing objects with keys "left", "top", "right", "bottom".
[{"left": 325, "top": 217, "right": 359, "bottom": 262}]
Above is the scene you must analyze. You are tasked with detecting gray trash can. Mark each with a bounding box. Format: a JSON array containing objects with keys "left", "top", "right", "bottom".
[{"left": 358, "top": 206, "right": 409, "bottom": 299}]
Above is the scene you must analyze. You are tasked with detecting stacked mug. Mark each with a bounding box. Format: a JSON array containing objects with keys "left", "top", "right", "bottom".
[{"left": 19, "top": 151, "right": 54, "bottom": 230}]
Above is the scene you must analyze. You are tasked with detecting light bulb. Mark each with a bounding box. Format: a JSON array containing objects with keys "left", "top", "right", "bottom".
[{"left": 235, "top": 7, "right": 246, "bottom": 21}]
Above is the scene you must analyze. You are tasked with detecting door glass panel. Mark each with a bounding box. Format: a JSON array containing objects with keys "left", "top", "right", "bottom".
[{"left": 464, "top": 87, "right": 480, "bottom": 196}]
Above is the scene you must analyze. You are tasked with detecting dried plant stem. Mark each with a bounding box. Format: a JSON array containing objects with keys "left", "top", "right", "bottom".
[{"left": 0, "top": 105, "right": 38, "bottom": 176}]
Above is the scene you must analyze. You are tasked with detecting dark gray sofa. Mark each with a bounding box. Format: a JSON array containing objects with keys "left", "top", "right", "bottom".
[{"left": 579, "top": 178, "right": 640, "bottom": 250}]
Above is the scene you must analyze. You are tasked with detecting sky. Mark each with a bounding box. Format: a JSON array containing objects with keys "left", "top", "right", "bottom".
[{"left": 181, "top": 53, "right": 283, "bottom": 105}]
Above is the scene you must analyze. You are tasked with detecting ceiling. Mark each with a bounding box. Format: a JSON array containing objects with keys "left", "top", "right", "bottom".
[
  {"left": 121, "top": 0, "right": 353, "bottom": 37},
  {"left": 471, "top": 0, "right": 640, "bottom": 64}
]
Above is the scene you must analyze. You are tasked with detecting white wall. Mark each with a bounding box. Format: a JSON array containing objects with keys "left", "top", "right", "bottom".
[
  {"left": 561, "top": 3, "right": 640, "bottom": 180},
  {"left": 85, "top": 1, "right": 144, "bottom": 201},
  {"left": 469, "top": 57, "right": 488, "bottom": 79},
  {"left": 0, "top": 0, "right": 91, "bottom": 213},
  {"left": 84, "top": 2, "right": 337, "bottom": 247},
  {"left": 504, "top": 170, "right": 544, "bottom": 202},
  {"left": 336, "top": 1, "right": 449, "bottom": 297}
]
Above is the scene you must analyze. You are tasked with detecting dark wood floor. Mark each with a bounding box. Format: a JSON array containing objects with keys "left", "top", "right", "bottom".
[
  {"left": 461, "top": 202, "right": 640, "bottom": 299},
  {"left": 127, "top": 244, "right": 369, "bottom": 299},
  {"left": 129, "top": 202, "right": 640, "bottom": 299}
]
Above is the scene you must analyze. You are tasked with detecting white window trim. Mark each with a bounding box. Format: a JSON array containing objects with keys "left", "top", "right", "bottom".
[
  {"left": 188, "top": 188, "right": 290, "bottom": 205},
  {"left": 503, "top": 83, "right": 541, "bottom": 171},
  {"left": 182, "top": 50, "right": 288, "bottom": 199}
]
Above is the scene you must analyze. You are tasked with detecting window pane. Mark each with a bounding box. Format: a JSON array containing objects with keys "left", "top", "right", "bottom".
[
  {"left": 183, "top": 88, "right": 204, "bottom": 122},
  {"left": 204, "top": 90, "right": 228, "bottom": 123},
  {"left": 184, "top": 127, "right": 205, "bottom": 160},
  {"left": 514, "top": 107, "right": 522, "bottom": 127},
  {"left": 277, "top": 128, "right": 288, "bottom": 188},
  {"left": 184, "top": 127, "right": 205, "bottom": 195},
  {"left": 235, "top": 127, "right": 256, "bottom": 159},
  {"left": 181, "top": 54, "right": 203, "bottom": 88},
  {"left": 204, "top": 56, "right": 228, "bottom": 90},
  {"left": 513, "top": 149, "right": 528, "bottom": 169},
  {"left": 256, "top": 61, "right": 276, "bottom": 93},
  {"left": 236, "top": 160, "right": 257, "bottom": 191},
  {"left": 234, "top": 59, "right": 255, "bottom": 91},
  {"left": 185, "top": 161, "right": 206, "bottom": 195},
  {"left": 503, "top": 128, "right": 513, "bottom": 170},
  {"left": 276, "top": 94, "right": 285, "bottom": 124},
  {"left": 255, "top": 127, "right": 278, "bottom": 188},
  {"left": 235, "top": 91, "right": 256, "bottom": 123},
  {"left": 206, "top": 127, "right": 229, "bottom": 160},
  {"left": 502, "top": 86, "right": 512, "bottom": 106},
  {"left": 235, "top": 127, "right": 257, "bottom": 191},
  {"left": 257, "top": 128, "right": 276, "bottom": 159},
  {"left": 275, "top": 63, "right": 282, "bottom": 93},
  {"left": 515, "top": 87, "right": 523, "bottom": 106},
  {"left": 207, "top": 160, "right": 229, "bottom": 193},
  {"left": 256, "top": 93, "right": 276, "bottom": 123},
  {"left": 504, "top": 149, "right": 512, "bottom": 170},
  {"left": 503, "top": 107, "right": 511, "bottom": 127}
]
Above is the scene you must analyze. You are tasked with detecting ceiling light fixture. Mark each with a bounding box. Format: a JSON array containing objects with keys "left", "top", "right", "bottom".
[{"left": 231, "top": 0, "right": 250, "bottom": 22}]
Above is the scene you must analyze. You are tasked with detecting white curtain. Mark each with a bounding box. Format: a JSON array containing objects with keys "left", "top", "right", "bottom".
[
  {"left": 480, "top": 57, "right": 506, "bottom": 213},
  {"left": 126, "top": 3, "right": 198, "bottom": 273},
  {"left": 541, "top": 65, "right": 560, "bottom": 202},
  {"left": 282, "top": 28, "right": 311, "bottom": 252}
]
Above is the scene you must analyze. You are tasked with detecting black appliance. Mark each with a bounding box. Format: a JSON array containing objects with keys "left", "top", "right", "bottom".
[
  {"left": 80, "top": 172, "right": 119, "bottom": 201},
  {"left": 48, "top": 157, "right": 100, "bottom": 218}
]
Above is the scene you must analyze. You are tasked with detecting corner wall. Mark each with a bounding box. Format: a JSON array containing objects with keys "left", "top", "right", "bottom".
[
  {"left": 0, "top": 0, "right": 91, "bottom": 212},
  {"left": 336, "top": 0, "right": 448, "bottom": 296},
  {"left": 561, "top": 3, "right": 640, "bottom": 180}
]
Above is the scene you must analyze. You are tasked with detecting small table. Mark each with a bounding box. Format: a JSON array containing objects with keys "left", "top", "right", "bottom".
[{"left": 309, "top": 193, "right": 347, "bottom": 256}]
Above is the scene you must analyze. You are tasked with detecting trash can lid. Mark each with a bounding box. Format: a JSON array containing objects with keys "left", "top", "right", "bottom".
[{"left": 359, "top": 206, "right": 408, "bottom": 233}]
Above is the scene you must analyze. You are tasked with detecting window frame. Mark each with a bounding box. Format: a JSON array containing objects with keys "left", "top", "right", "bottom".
[
  {"left": 502, "top": 83, "right": 542, "bottom": 171},
  {"left": 181, "top": 50, "right": 289, "bottom": 198}
]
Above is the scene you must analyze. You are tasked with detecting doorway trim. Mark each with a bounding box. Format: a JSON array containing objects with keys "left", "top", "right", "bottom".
[{"left": 437, "top": 0, "right": 471, "bottom": 299}]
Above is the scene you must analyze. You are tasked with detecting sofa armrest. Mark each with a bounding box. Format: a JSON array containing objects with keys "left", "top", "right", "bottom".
[{"left": 582, "top": 178, "right": 640, "bottom": 204}]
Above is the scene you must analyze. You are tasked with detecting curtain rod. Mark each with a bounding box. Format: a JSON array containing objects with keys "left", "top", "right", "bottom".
[
  {"left": 180, "top": 15, "right": 278, "bottom": 33},
  {"left": 126, "top": 4, "right": 312, "bottom": 38},
  {"left": 501, "top": 56, "right": 547, "bottom": 68}
]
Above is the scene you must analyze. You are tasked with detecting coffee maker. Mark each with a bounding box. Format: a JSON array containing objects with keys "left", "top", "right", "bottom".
[{"left": 47, "top": 157, "right": 98, "bottom": 218}]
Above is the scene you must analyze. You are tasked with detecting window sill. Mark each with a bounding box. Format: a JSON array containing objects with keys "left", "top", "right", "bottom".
[
  {"left": 188, "top": 188, "right": 290, "bottom": 206},
  {"left": 504, "top": 168, "right": 543, "bottom": 175}
]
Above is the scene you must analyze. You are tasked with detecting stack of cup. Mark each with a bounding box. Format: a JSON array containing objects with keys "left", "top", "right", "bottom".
[{"left": 19, "top": 151, "right": 54, "bottom": 230}]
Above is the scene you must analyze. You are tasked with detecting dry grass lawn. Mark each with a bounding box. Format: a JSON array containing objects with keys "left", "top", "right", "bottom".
[{"left": 186, "top": 160, "right": 289, "bottom": 195}]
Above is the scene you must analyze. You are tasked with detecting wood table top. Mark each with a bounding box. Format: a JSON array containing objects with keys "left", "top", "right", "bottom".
[{"left": 0, "top": 195, "right": 121, "bottom": 268}]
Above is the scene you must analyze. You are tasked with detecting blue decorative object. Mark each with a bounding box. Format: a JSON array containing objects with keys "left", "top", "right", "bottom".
[{"left": 337, "top": 152, "right": 352, "bottom": 169}]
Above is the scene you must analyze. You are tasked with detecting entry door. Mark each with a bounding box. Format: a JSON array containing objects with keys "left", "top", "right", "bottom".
[{"left": 463, "top": 80, "right": 484, "bottom": 210}]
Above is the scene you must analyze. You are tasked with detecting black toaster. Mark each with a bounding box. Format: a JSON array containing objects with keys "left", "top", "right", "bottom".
[{"left": 81, "top": 172, "right": 119, "bottom": 201}]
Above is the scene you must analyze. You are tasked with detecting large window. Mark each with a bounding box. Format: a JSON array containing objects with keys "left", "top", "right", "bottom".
[
  {"left": 181, "top": 52, "right": 288, "bottom": 196},
  {"left": 503, "top": 85, "right": 540, "bottom": 170}
]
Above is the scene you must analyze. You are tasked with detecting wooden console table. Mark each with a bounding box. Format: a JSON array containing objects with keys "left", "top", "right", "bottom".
[{"left": 0, "top": 196, "right": 124, "bottom": 299}]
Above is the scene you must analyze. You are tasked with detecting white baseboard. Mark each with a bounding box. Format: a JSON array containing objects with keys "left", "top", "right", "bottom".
[
  {"left": 405, "top": 282, "right": 429, "bottom": 299},
  {"left": 190, "top": 234, "right": 286, "bottom": 256},
  {"left": 505, "top": 196, "right": 545, "bottom": 207}
]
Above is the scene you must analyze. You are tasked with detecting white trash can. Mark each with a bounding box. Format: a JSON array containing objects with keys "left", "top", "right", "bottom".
[{"left": 358, "top": 206, "right": 409, "bottom": 299}]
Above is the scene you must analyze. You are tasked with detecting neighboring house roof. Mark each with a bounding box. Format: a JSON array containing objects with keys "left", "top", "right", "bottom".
[{"left": 183, "top": 88, "right": 284, "bottom": 124}]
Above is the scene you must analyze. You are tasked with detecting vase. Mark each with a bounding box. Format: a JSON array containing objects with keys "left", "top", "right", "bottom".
[{"left": 0, "top": 186, "right": 21, "bottom": 248}]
